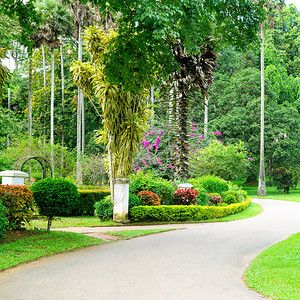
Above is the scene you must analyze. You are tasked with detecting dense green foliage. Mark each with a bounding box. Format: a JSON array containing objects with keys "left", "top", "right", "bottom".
[
  {"left": 31, "top": 178, "right": 79, "bottom": 230},
  {"left": 0, "top": 185, "right": 35, "bottom": 229},
  {"left": 0, "top": 200, "right": 8, "bottom": 241},
  {"left": 272, "top": 167, "right": 294, "bottom": 194},
  {"left": 76, "top": 189, "right": 110, "bottom": 216},
  {"left": 94, "top": 196, "right": 113, "bottom": 221},
  {"left": 130, "top": 199, "right": 251, "bottom": 222},
  {"left": 189, "top": 175, "right": 229, "bottom": 195},
  {"left": 129, "top": 172, "right": 176, "bottom": 205}
]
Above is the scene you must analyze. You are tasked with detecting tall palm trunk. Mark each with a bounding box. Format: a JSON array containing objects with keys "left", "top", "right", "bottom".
[
  {"left": 50, "top": 47, "right": 55, "bottom": 178},
  {"left": 60, "top": 36, "right": 65, "bottom": 177},
  {"left": 76, "top": 24, "right": 83, "bottom": 183},
  {"left": 41, "top": 44, "right": 47, "bottom": 150},
  {"left": 258, "top": 22, "right": 267, "bottom": 196},
  {"left": 28, "top": 55, "right": 33, "bottom": 137}
]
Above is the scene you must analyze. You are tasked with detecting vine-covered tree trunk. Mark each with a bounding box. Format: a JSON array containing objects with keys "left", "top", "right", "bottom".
[{"left": 28, "top": 55, "right": 32, "bottom": 137}]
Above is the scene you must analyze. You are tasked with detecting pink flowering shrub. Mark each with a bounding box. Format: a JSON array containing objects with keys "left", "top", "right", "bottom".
[
  {"left": 173, "top": 188, "right": 200, "bottom": 205},
  {"left": 133, "top": 121, "right": 221, "bottom": 179}
]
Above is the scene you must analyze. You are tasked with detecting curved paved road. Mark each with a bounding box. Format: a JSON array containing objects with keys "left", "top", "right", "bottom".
[{"left": 0, "top": 199, "right": 299, "bottom": 300}]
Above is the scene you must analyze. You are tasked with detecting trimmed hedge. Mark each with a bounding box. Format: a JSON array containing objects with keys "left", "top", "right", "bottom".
[
  {"left": 130, "top": 199, "right": 251, "bottom": 222},
  {"left": 75, "top": 189, "right": 111, "bottom": 215}
]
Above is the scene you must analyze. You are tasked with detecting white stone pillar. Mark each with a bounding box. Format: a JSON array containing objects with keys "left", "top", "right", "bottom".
[
  {"left": 113, "top": 178, "right": 130, "bottom": 223},
  {"left": 0, "top": 170, "right": 29, "bottom": 185}
]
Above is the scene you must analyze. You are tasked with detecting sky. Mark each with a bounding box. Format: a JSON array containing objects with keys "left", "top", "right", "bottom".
[{"left": 286, "top": 0, "right": 300, "bottom": 10}]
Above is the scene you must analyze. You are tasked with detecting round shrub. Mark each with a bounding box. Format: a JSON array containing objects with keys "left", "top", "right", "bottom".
[
  {"left": 129, "top": 172, "right": 176, "bottom": 205},
  {"left": 94, "top": 195, "right": 113, "bottom": 220},
  {"left": 0, "top": 185, "right": 35, "bottom": 229},
  {"left": 197, "top": 189, "right": 211, "bottom": 206},
  {"left": 0, "top": 200, "right": 8, "bottom": 241},
  {"left": 222, "top": 192, "right": 238, "bottom": 204},
  {"left": 138, "top": 191, "right": 161, "bottom": 206},
  {"left": 189, "top": 175, "right": 229, "bottom": 195},
  {"left": 173, "top": 188, "right": 199, "bottom": 205},
  {"left": 209, "top": 193, "right": 223, "bottom": 205},
  {"left": 31, "top": 178, "right": 79, "bottom": 230},
  {"left": 129, "top": 193, "right": 144, "bottom": 209}
]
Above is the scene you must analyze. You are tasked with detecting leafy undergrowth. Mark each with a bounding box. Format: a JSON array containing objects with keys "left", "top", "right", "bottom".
[
  {"left": 244, "top": 232, "right": 300, "bottom": 300},
  {"left": 0, "top": 231, "right": 102, "bottom": 271}
]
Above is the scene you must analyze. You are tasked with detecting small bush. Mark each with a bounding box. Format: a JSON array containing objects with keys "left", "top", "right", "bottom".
[
  {"left": 130, "top": 199, "right": 251, "bottom": 222},
  {"left": 0, "top": 185, "right": 35, "bottom": 229},
  {"left": 173, "top": 188, "right": 199, "bottom": 205},
  {"left": 129, "top": 172, "right": 176, "bottom": 205},
  {"left": 272, "top": 168, "right": 293, "bottom": 194},
  {"left": 129, "top": 193, "right": 144, "bottom": 209},
  {"left": 189, "top": 175, "right": 229, "bottom": 195},
  {"left": 197, "top": 189, "right": 211, "bottom": 206},
  {"left": 138, "top": 191, "right": 161, "bottom": 206},
  {"left": 31, "top": 178, "right": 79, "bottom": 231},
  {"left": 209, "top": 193, "right": 223, "bottom": 205},
  {"left": 94, "top": 196, "right": 113, "bottom": 220},
  {"left": 0, "top": 200, "right": 8, "bottom": 241},
  {"left": 75, "top": 189, "right": 110, "bottom": 215}
]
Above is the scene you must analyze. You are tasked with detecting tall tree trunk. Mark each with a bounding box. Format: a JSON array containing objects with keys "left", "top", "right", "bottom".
[
  {"left": 28, "top": 55, "right": 33, "bottom": 137},
  {"left": 60, "top": 36, "right": 65, "bottom": 177},
  {"left": 175, "top": 80, "right": 189, "bottom": 180},
  {"left": 81, "top": 94, "right": 85, "bottom": 154},
  {"left": 150, "top": 86, "right": 154, "bottom": 126},
  {"left": 204, "top": 93, "right": 209, "bottom": 138},
  {"left": 76, "top": 24, "right": 83, "bottom": 184},
  {"left": 50, "top": 48, "right": 55, "bottom": 178},
  {"left": 258, "top": 22, "right": 267, "bottom": 196},
  {"left": 42, "top": 44, "right": 46, "bottom": 88}
]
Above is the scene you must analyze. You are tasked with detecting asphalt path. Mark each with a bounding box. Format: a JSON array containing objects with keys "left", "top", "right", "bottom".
[{"left": 0, "top": 198, "right": 299, "bottom": 300}]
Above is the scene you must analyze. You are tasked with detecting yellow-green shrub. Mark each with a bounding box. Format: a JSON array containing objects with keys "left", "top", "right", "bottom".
[{"left": 130, "top": 199, "right": 251, "bottom": 222}]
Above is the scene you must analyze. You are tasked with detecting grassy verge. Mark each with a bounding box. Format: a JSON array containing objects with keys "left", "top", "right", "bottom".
[
  {"left": 106, "top": 229, "right": 175, "bottom": 239},
  {"left": 0, "top": 231, "right": 103, "bottom": 271},
  {"left": 244, "top": 232, "right": 300, "bottom": 300}
]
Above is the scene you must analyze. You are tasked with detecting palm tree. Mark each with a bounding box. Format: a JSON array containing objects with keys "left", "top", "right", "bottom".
[
  {"left": 257, "top": 0, "right": 284, "bottom": 196},
  {"left": 34, "top": 0, "right": 72, "bottom": 177}
]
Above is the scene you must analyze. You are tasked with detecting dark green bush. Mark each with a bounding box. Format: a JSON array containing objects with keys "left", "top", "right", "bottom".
[
  {"left": 94, "top": 196, "right": 113, "bottom": 220},
  {"left": 129, "top": 193, "right": 144, "bottom": 209},
  {"left": 272, "top": 168, "right": 293, "bottom": 194},
  {"left": 130, "top": 199, "right": 251, "bottom": 222},
  {"left": 222, "top": 191, "right": 238, "bottom": 204},
  {"left": 75, "top": 189, "right": 110, "bottom": 215},
  {"left": 189, "top": 175, "right": 229, "bottom": 195},
  {"left": 129, "top": 172, "right": 176, "bottom": 205},
  {"left": 0, "top": 185, "right": 35, "bottom": 229},
  {"left": 196, "top": 188, "right": 211, "bottom": 206},
  {"left": 31, "top": 178, "right": 79, "bottom": 230},
  {"left": 0, "top": 200, "right": 8, "bottom": 241}
]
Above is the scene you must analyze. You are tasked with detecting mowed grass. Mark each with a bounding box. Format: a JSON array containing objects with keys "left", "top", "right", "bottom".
[
  {"left": 0, "top": 231, "right": 103, "bottom": 271},
  {"left": 106, "top": 229, "right": 175, "bottom": 239},
  {"left": 242, "top": 184, "right": 300, "bottom": 202},
  {"left": 244, "top": 232, "right": 300, "bottom": 300}
]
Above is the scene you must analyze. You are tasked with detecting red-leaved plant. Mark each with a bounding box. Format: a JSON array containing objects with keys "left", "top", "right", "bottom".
[
  {"left": 138, "top": 191, "right": 161, "bottom": 206},
  {"left": 173, "top": 188, "right": 199, "bottom": 205}
]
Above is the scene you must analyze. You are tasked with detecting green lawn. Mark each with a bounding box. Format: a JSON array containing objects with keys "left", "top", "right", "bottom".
[
  {"left": 0, "top": 231, "right": 103, "bottom": 271},
  {"left": 243, "top": 185, "right": 300, "bottom": 202},
  {"left": 244, "top": 232, "right": 300, "bottom": 300},
  {"left": 106, "top": 229, "right": 175, "bottom": 239}
]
